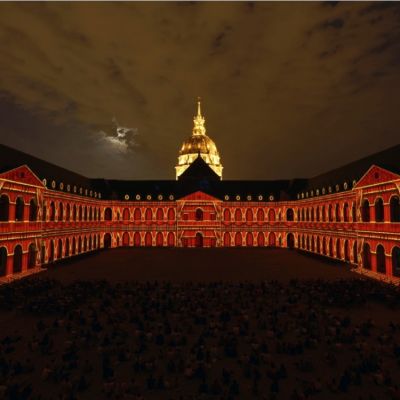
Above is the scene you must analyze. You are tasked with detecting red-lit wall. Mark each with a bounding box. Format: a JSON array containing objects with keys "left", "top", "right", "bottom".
[{"left": 0, "top": 165, "right": 399, "bottom": 283}]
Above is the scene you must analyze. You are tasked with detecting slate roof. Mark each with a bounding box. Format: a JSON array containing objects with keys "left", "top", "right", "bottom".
[{"left": 0, "top": 142, "right": 399, "bottom": 201}]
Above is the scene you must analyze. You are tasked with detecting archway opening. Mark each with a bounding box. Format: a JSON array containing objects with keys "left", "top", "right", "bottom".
[
  {"left": 392, "top": 247, "right": 400, "bottom": 277},
  {"left": 362, "top": 243, "right": 371, "bottom": 269},
  {"left": 376, "top": 245, "right": 386, "bottom": 274},
  {"left": 0, "top": 247, "right": 7, "bottom": 276},
  {"left": 287, "top": 233, "right": 294, "bottom": 249},
  {"left": 195, "top": 232, "right": 203, "bottom": 248},
  {"left": 13, "top": 245, "right": 23, "bottom": 273},
  {"left": 28, "top": 243, "right": 37, "bottom": 269},
  {"left": 104, "top": 233, "right": 112, "bottom": 249}
]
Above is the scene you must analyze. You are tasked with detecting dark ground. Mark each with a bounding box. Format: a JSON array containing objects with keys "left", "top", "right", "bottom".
[
  {"left": 44, "top": 248, "right": 354, "bottom": 283},
  {"left": 0, "top": 248, "right": 400, "bottom": 400}
]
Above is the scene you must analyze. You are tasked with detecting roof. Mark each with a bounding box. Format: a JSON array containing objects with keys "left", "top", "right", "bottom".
[
  {"left": 304, "top": 144, "right": 400, "bottom": 196},
  {"left": 178, "top": 155, "right": 221, "bottom": 182},
  {"left": 0, "top": 142, "right": 399, "bottom": 201}
]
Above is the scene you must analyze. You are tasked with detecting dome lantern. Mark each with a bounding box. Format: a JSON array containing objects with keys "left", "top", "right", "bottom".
[{"left": 175, "top": 99, "right": 223, "bottom": 180}]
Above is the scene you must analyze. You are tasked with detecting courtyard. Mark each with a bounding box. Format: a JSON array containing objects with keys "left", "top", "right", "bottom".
[{"left": 0, "top": 249, "right": 399, "bottom": 400}]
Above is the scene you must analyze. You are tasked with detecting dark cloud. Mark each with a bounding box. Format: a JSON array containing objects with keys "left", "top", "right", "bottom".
[{"left": 0, "top": 2, "right": 399, "bottom": 180}]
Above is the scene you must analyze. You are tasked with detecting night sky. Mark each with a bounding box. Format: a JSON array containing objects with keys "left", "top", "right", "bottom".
[{"left": 0, "top": 2, "right": 399, "bottom": 180}]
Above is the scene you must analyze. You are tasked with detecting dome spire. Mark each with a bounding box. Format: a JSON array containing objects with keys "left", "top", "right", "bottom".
[{"left": 193, "top": 97, "right": 206, "bottom": 136}]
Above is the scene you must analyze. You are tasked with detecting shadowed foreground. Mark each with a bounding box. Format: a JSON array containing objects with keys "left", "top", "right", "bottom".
[{"left": 1, "top": 249, "right": 400, "bottom": 400}]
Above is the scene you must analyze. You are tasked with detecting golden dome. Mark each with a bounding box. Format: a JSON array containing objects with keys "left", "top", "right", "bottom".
[{"left": 175, "top": 100, "right": 223, "bottom": 180}]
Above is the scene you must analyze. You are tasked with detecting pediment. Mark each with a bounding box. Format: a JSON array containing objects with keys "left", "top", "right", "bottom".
[
  {"left": 178, "top": 191, "right": 220, "bottom": 202},
  {"left": 354, "top": 165, "right": 400, "bottom": 188},
  {"left": 0, "top": 165, "right": 44, "bottom": 187}
]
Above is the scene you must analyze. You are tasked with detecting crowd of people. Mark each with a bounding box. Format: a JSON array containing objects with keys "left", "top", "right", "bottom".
[{"left": 0, "top": 276, "right": 400, "bottom": 399}]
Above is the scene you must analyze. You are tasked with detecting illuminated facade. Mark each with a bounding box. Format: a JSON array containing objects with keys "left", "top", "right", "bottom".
[{"left": 0, "top": 107, "right": 399, "bottom": 284}]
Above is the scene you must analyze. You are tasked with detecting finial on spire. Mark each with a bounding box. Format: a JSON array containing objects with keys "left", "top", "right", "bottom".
[
  {"left": 193, "top": 97, "right": 206, "bottom": 136},
  {"left": 197, "top": 97, "right": 202, "bottom": 117}
]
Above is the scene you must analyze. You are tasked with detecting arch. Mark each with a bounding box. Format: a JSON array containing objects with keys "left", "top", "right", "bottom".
[
  {"left": 122, "top": 208, "right": 130, "bottom": 221},
  {"left": 145, "top": 208, "right": 152, "bottom": 221},
  {"left": 223, "top": 209, "right": 230, "bottom": 222},
  {"left": 336, "top": 238, "right": 341, "bottom": 259},
  {"left": 131, "top": 232, "right": 139, "bottom": 247},
  {"left": 316, "top": 207, "right": 320, "bottom": 222},
  {"left": 122, "top": 232, "right": 129, "bottom": 246},
  {"left": 83, "top": 237, "right": 87, "bottom": 251},
  {"left": 29, "top": 198, "right": 38, "bottom": 221},
  {"left": 376, "top": 244, "right": 386, "bottom": 274},
  {"left": 316, "top": 236, "right": 321, "bottom": 253},
  {"left": 246, "top": 209, "right": 253, "bottom": 223},
  {"left": 287, "top": 233, "right": 294, "bottom": 249},
  {"left": 89, "top": 206, "right": 93, "bottom": 221},
  {"left": 344, "top": 240, "right": 350, "bottom": 262},
  {"left": 65, "top": 238, "right": 70, "bottom": 257},
  {"left": 73, "top": 204, "right": 77, "bottom": 221},
  {"left": 343, "top": 203, "right": 349, "bottom": 222},
  {"left": 328, "top": 204, "right": 333, "bottom": 222},
  {"left": 66, "top": 203, "right": 71, "bottom": 222},
  {"left": 167, "top": 208, "right": 175, "bottom": 221},
  {"left": 310, "top": 208, "right": 314, "bottom": 222},
  {"left": 301, "top": 235, "right": 305, "bottom": 249},
  {"left": 156, "top": 232, "right": 163, "bottom": 247},
  {"left": 195, "top": 208, "right": 204, "bottom": 221},
  {"left": 78, "top": 237, "right": 82, "bottom": 253},
  {"left": 57, "top": 239, "right": 63, "bottom": 259},
  {"left": 59, "top": 203, "right": 64, "bottom": 222},
  {"left": 392, "top": 247, "right": 400, "bottom": 277},
  {"left": 286, "top": 208, "right": 294, "bottom": 221},
  {"left": 301, "top": 209, "right": 305, "bottom": 222},
  {"left": 104, "top": 208, "right": 112, "bottom": 221},
  {"left": 306, "top": 208, "right": 310, "bottom": 222},
  {"left": 223, "top": 232, "right": 231, "bottom": 247},
  {"left": 322, "top": 237, "right": 327, "bottom": 255},
  {"left": 257, "top": 232, "right": 265, "bottom": 247},
  {"left": 234, "top": 209, "right": 242, "bottom": 222},
  {"left": 195, "top": 232, "right": 203, "bottom": 248},
  {"left": 104, "top": 233, "right": 112, "bottom": 249},
  {"left": 361, "top": 199, "right": 370, "bottom": 222},
  {"left": 352, "top": 203, "right": 356, "bottom": 222},
  {"left": 0, "top": 247, "right": 7, "bottom": 276},
  {"left": 328, "top": 238, "right": 333, "bottom": 257},
  {"left": 84, "top": 206, "right": 87, "bottom": 221},
  {"left": 234, "top": 232, "right": 242, "bottom": 247},
  {"left": 79, "top": 205, "right": 83, "bottom": 221},
  {"left": 15, "top": 197, "right": 24, "bottom": 221},
  {"left": 167, "top": 232, "right": 175, "bottom": 247},
  {"left": 0, "top": 195, "right": 9, "bottom": 221},
  {"left": 133, "top": 232, "right": 140, "bottom": 247},
  {"left": 49, "top": 240, "right": 55, "bottom": 262},
  {"left": 246, "top": 232, "right": 253, "bottom": 247},
  {"left": 13, "top": 245, "right": 23, "bottom": 273},
  {"left": 156, "top": 208, "right": 164, "bottom": 221},
  {"left": 268, "top": 232, "right": 276, "bottom": 247},
  {"left": 257, "top": 209, "right": 264, "bottom": 222},
  {"left": 353, "top": 241, "right": 357, "bottom": 264},
  {"left": 322, "top": 205, "right": 326, "bottom": 222},
  {"left": 134, "top": 208, "right": 141, "bottom": 221},
  {"left": 390, "top": 196, "right": 400, "bottom": 222},
  {"left": 335, "top": 203, "right": 340, "bottom": 222},
  {"left": 311, "top": 236, "right": 315, "bottom": 252},
  {"left": 27, "top": 243, "right": 36, "bottom": 268},
  {"left": 362, "top": 242, "right": 371, "bottom": 269},
  {"left": 145, "top": 232, "right": 152, "bottom": 246},
  {"left": 41, "top": 243, "right": 46, "bottom": 265},
  {"left": 268, "top": 209, "right": 275, "bottom": 222},
  {"left": 72, "top": 237, "right": 76, "bottom": 255},
  {"left": 306, "top": 236, "right": 310, "bottom": 251},
  {"left": 374, "top": 198, "right": 384, "bottom": 222}
]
